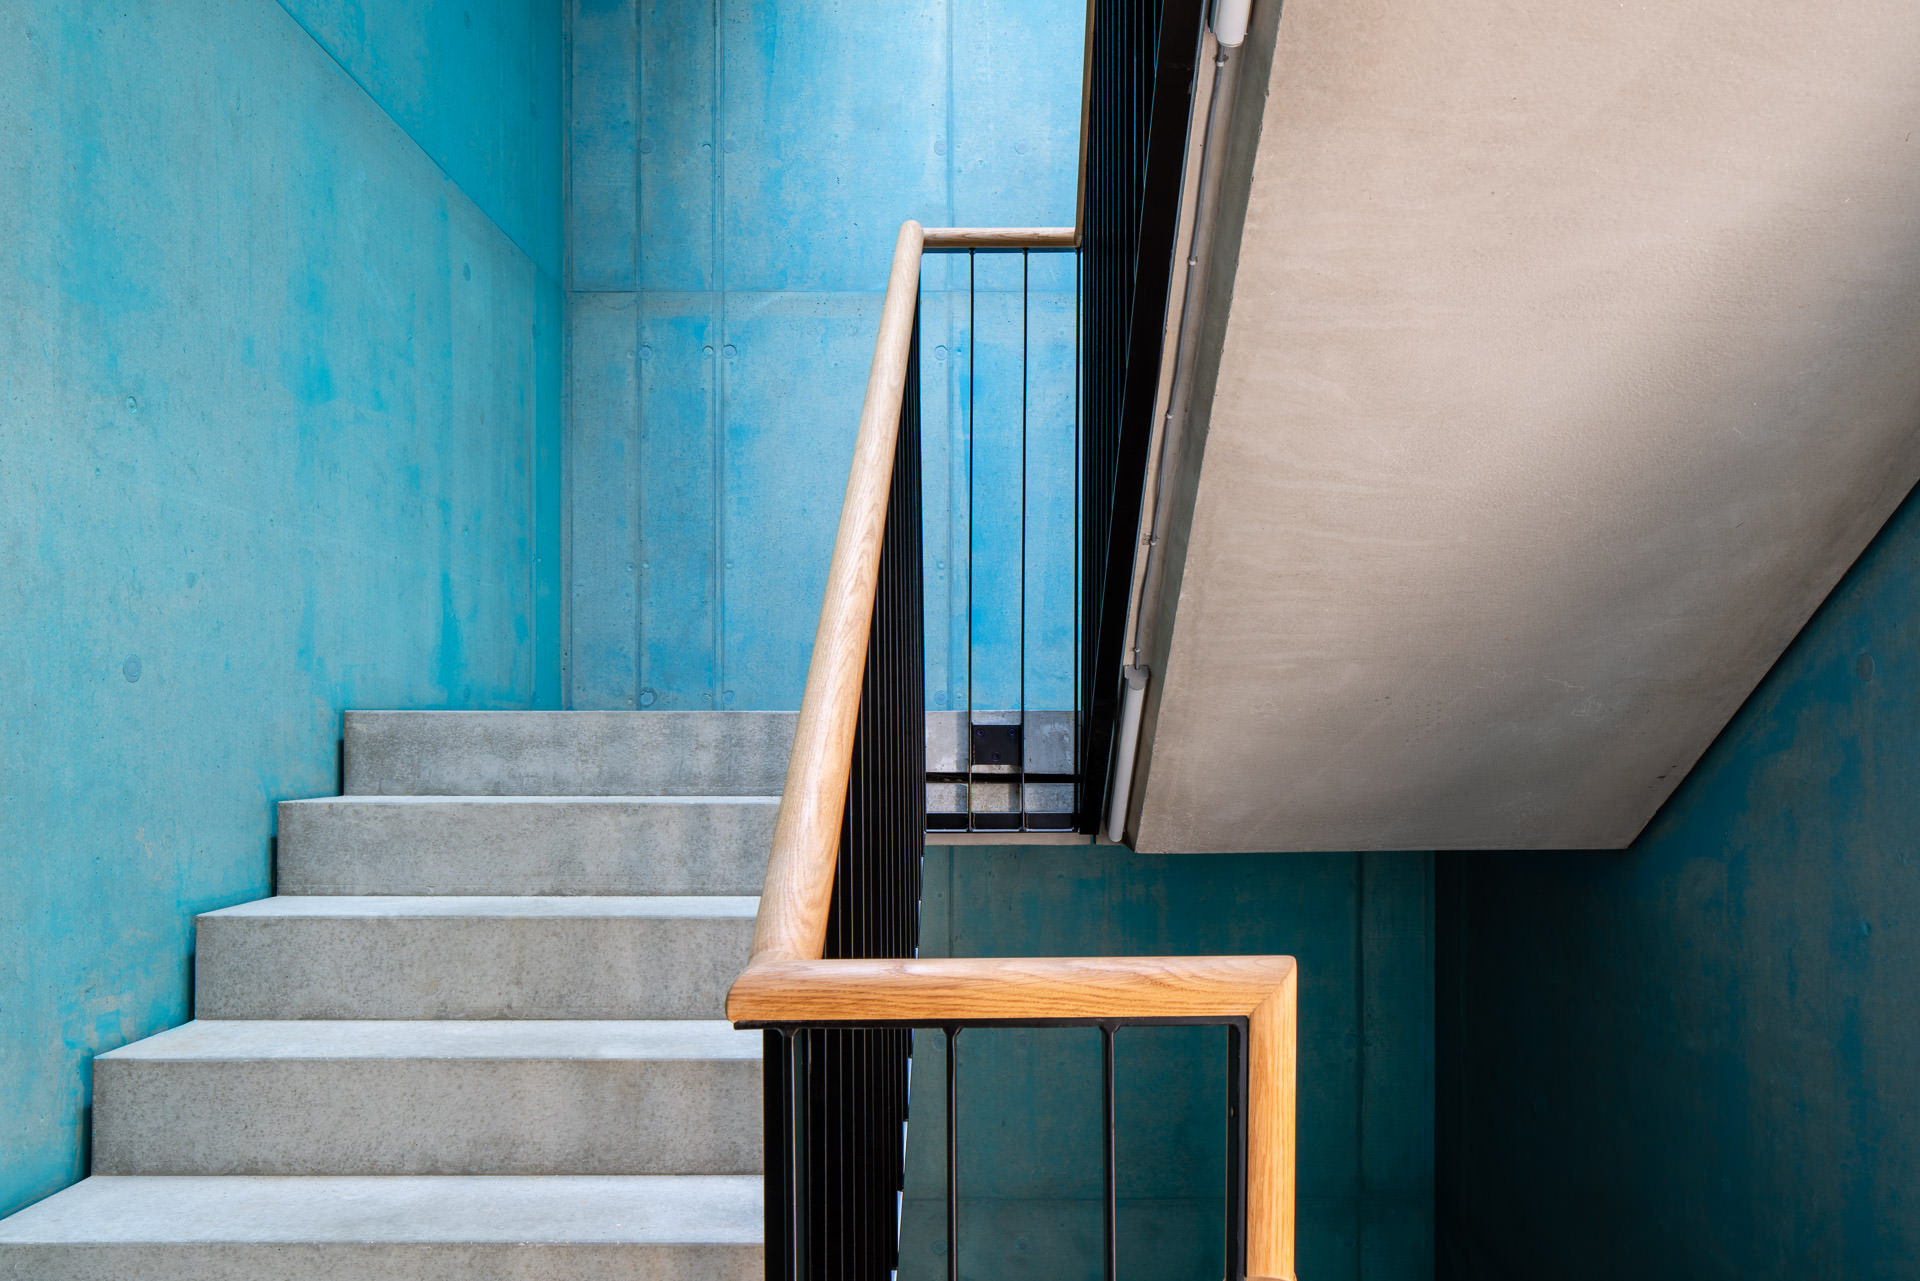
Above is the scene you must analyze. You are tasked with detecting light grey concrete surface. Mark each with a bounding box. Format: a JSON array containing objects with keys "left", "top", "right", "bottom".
[
  {"left": 0, "top": 1241, "right": 759, "bottom": 1281},
  {"left": 195, "top": 897, "right": 757, "bottom": 1020},
  {"left": 1133, "top": 0, "right": 1920, "bottom": 851},
  {"left": 0, "top": 712, "right": 785, "bottom": 1266},
  {"left": 276, "top": 796, "right": 774, "bottom": 896},
  {"left": 92, "top": 1021, "right": 762, "bottom": 1176},
  {"left": 0, "top": 1175, "right": 762, "bottom": 1242},
  {"left": 343, "top": 711, "right": 797, "bottom": 797}
]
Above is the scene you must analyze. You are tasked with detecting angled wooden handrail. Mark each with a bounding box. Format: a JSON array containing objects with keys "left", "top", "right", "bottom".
[
  {"left": 729, "top": 217, "right": 1297, "bottom": 1281},
  {"left": 747, "top": 218, "right": 927, "bottom": 965}
]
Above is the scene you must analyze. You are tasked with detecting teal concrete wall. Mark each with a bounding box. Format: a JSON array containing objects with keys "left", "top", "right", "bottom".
[
  {"left": 0, "top": 0, "right": 561, "bottom": 1218},
  {"left": 565, "top": 0, "right": 1083, "bottom": 712},
  {"left": 906, "top": 847, "right": 1435, "bottom": 1281},
  {"left": 1438, "top": 480, "right": 1920, "bottom": 1278}
]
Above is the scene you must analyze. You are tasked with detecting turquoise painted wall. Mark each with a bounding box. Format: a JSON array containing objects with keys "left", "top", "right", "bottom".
[
  {"left": 905, "top": 847, "right": 1435, "bottom": 1281},
  {"left": 1438, "top": 480, "right": 1920, "bottom": 1278},
  {"left": 566, "top": 0, "right": 1083, "bottom": 712},
  {"left": 0, "top": 0, "right": 561, "bottom": 1218}
]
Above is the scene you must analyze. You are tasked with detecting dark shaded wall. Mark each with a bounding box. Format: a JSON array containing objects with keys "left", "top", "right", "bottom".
[
  {"left": 0, "top": 0, "right": 561, "bottom": 1218},
  {"left": 1440, "top": 480, "right": 1920, "bottom": 1279},
  {"left": 904, "top": 846, "right": 1434, "bottom": 1281}
]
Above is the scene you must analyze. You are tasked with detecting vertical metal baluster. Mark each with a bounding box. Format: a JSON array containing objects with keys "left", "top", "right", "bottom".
[
  {"left": 1226, "top": 1023, "right": 1250, "bottom": 1281},
  {"left": 1018, "top": 247, "right": 1028, "bottom": 830},
  {"left": 960, "top": 253, "right": 975, "bottom": 833},
  {"left": 1102, "top": 1023, "right": 1117, "bottom": 1281},
  {"left": 788, "top": 1029, "right": 806, "bottom": 1281},
  {"left": 946, "top": 1025, "right": 961, "bottom": 1281},
  {"left": 1073, "top": 246, "right": 1082, "bottom": 819}
]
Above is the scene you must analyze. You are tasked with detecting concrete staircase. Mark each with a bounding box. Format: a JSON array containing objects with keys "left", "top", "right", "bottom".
[{"left": 0, "top": 711, "right": 795, "bottom": 1280}]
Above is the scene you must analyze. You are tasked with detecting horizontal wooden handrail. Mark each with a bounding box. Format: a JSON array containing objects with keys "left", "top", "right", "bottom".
[
  {"left": 730, "top": 216, "right": 1297, "bottom": 1280},
  {"left": 729, "top": 953, "right": 1292, "bottom": 1022},
  {"left": 922, "top": 225, "right": 1078, "bottom": 249}
]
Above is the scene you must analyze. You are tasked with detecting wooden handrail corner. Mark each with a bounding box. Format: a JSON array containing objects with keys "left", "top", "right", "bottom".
[{"left": 730, "top": 215, "right": 1296, "bottom": 1281}]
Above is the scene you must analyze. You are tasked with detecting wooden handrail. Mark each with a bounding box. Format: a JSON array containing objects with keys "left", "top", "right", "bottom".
[
  {"left": 922, "top": 226, "right": 1078, "bottom": 249},
  {"left": 748, "top": 219, "right": 927, "bottom": 965},
  {"left": 729, "top": 217, "right": 1297, "bottom": 1281}
]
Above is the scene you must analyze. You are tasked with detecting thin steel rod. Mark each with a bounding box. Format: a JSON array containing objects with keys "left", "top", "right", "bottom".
[
  {"left": 1074, "top": 247, "right": 1082, "bottom": 820},
  {"left": 1019, "top": 248, "right": 1029, "bottom": 827},
  {"left": 946, "top": 1025, "right": 961, "bottom": 1281},
  {"left": 1102, "top": 1022, "right": 1117, "bottom": 1281},
  {"left": 788, "top": 1029, "right": 805, "bottom": 1281},
  {"left": 965, "top": 251, "right": 976, "bottom": 834},
  {"left": 1226, "top": 1023, "right": 1250, "bottom": 1281}
]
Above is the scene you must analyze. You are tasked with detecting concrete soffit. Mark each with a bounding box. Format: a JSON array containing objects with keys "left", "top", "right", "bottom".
[{"left": 1127, "top": 0, "right": 1920, "bottom": 852}]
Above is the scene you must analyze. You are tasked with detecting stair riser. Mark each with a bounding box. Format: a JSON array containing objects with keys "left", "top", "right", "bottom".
[
  {"left": 0, "top": 1243, "right": 761, "bottom": 1281},
  {"left": 343, "top": 712, "right": 797, "bottom": 797},
  {"left": 276, "top": 799, "right": 774, "bottom": 896},
  {"left": 196, "top": 914, "right": 753, "bottom": 1020},
  {"left": 93, "top": 1059, "right": 762, "bottom": 1176}
]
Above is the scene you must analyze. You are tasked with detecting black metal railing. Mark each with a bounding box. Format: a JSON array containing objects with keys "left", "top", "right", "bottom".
[
  {"left": 924, "top": 1019, "right": 1251, "bottom": 1281},
  {"left": 764, "top": 306, "right": 926, "bottom": 1281},
  {"left": 757, "top": 278, "right": 1260, "bottom": 1281},
  {"left": 767, "top": 1011, "right": 1253, "bottom": 1281},
  {"left": 924, "top": 245, "right": 1082, "bottom": 834},
  {"left": 1078, "top": 0, "right": 1210, "bottom": 833},
  {"left": 759, "top": 0, "right": 1226, "bottom": 1270}
]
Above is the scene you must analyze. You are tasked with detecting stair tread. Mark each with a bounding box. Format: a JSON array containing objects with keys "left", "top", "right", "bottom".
[
  {"left": 343, "top": 710, "right": 797, "bottom": 798},
  {"left": 285, "top": 794, "right": 781, "bottom": 805},
  {"left": 100, "top": 1020, "right": 761, "bottom": 1062},
  {"left": 206, "top": 895, "right": 760, "bottom": 918},
  {"left": 0, "top": 1175, "right": 762, "bottom": 1244}
]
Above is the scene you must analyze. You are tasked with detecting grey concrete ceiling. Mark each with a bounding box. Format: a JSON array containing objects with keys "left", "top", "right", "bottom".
[{"left": 1133, "top": 0, "right": 1920, "bottom": 851}]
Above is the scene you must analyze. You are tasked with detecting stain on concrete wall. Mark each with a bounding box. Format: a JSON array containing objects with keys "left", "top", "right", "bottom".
[
  {"left": 907, "top": 846, "right": 1435, "bottom": 1281},
  {"left": 1439, "top": 481, "right": 1920, "bottom": 1278},
  {"left": 565, "top": 0, "right": 1083, "bottom": 711},
  {"left": 0, "top": 0, "right": 561, "bottom": 1218}
]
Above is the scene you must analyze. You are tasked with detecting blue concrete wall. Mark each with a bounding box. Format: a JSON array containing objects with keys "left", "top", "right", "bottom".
[
  {"left": 906, "top": 847, "right": 1435, "bottom": 1281},
  {"left": 565, "top": 0, "right": 1083, "bottom": 711},
  {"left": 1438, "top": 481, "right": 1920, "bottom": 1278},
  {"left": 0, "top": 0, "right": 561, "bottom": 1218}
]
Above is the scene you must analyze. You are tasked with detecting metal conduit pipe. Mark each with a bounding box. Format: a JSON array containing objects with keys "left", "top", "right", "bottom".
[
  {"left": 1106, "top": 19, "right": 1247, "bottom": 842},
  {"left": 1134, "top": 43, "right": 1242, "bottom": 666},
  {"left": 1104, "top": 666, "right": 1151, "bottom": 842}
]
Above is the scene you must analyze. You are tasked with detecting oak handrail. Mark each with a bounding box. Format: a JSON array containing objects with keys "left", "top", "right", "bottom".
[
  {"left": 729, "top": 217, "right": 1297, "bottom": 1281},
  {"left": 922, "top": 226, "right": 1078, "bottom": 249},
  {"left": 747, "top": 219, "right": 926, "bottom": 965}
]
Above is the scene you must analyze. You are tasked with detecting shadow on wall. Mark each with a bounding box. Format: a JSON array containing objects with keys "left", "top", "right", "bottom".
[{"left": 1439, "top": 476, "right": 1920, "bottom": 1280}]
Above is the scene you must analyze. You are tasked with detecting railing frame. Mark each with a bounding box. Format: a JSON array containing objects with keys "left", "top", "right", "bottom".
[{"left": 727, "top": 220, "right": 1298, "bottom": 1281}]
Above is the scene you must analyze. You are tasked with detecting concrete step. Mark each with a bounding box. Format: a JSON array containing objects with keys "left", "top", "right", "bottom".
[
  {"left": 0, "top": 1175, "right": 761, "bottom": 1280},
  {"left": 344, "top": 711, "right": 797, "bottom": 797},
  {"left": 93, "top": 1021, "right": 762, "bottom": 1177},
  {"left": 277, "top": 796, "right": 775, "bottom": 896},
  {"left": 195, "top": 896, "right": 758, "bottom": 1020}
]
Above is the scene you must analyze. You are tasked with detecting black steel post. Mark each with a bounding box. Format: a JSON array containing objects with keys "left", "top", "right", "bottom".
[
  {"left": 1226, "top": 1023, "right": 1249, "bottom": 1281},
  {"left": 1102, "top": 1022, "right": 1118, "bottom": 1281},
  {"left": 947, "top": 1024, "right": 961, "bottom": 1281}
]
